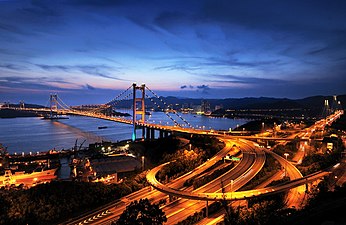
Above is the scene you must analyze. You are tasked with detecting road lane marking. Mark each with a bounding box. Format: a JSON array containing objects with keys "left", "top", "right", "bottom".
[
  {"left": 167, "top": 207, "right": 185, "bottom": 218},
  {"left": 204, "top": 214, "right": 224, "bottom": 225}
]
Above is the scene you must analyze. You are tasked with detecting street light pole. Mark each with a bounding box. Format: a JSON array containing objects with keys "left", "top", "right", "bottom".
[
  {"left": 230, "top": 179, "right": 234, "bottom": 199},
  {"left": 142, "top": 156, "right": 145, "bottom": 170},
  {"left": 284, "top": 153, "right": 289, "bottom": 177}
]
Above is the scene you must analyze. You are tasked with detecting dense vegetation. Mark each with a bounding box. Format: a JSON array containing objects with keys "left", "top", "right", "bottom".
[
  {"left": 130, "top": 136, "right": 181, "bottom": 166},
  {"left": 156, "top": 135, "right": 224, "bottom": 181},
  {"left": 272, "top": 139, "right": 299, "bottom": 161},
  {"left": 113, "top": 198, "right": 166, "bottom": 225},
  {"left": 0, "top": 171, "right": 148, "bottom": 225},
  {"left": 297, "top": 149, "right": 342, "bottom": 176},
  {"left": 291, "top": 182, "right": 345, "bottom": 225},
  {"left": 218, "top": 180, "right": 345, "bottom": 225}
]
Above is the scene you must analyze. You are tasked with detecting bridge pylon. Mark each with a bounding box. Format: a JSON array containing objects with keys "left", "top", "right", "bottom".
[
  {"left": 19, "top": 100, "right": 25, "bottom": 109},
  {"left": 50, "top": 94, "right": 58, "bottom": 119},
  {"left": 322, "top": 99, "right": 331, "bottom": 118},
  {"left": 132, "top": 83, "right": 146, "bottom": 141}
]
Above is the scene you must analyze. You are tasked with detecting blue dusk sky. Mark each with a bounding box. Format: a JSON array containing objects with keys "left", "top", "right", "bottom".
[{"left": 0, "top": 0, "right": 346, "bottom": 105}]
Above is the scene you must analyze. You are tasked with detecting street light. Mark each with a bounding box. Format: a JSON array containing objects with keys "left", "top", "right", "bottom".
[
  {"left": 141, "top": 156, "right": 145, "bottom": 170},
  {"left": 284, "top": 153, "right": 289, "bottom": 177},
  {"left": 230, "top": 179, "right": 234, "bottom": 199}
]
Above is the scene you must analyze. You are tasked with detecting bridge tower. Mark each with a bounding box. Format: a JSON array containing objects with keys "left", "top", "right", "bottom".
[
  {"left": 19, "top": 100, "right": 25, "bottom": 109},
  {"left": 50, "top": 94, "right": 58, "bottom": 119},
  {"left": 132, "top": 83, "right": 146, "bottom": 141},
  {"left": 331, "top": 95, "right": 342, "bottom": 112},
  {"left": 322, "top": 99, "right": 330, "bottom": 118}
]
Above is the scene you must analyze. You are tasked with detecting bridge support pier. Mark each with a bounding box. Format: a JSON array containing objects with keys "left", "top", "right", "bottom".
[
  {"left": 158, "top": 130, "right": 171, "bottom": 139},
  {"left": 206, "top": 201, "right": 209, "bottom": 218},
  {"left": 146, "top": 127, "right": 151, "bottom": 140},
  {"left": 169, "top": 195, "right": 174, "bottom": 202},
  {"left": 305, "top": 182, "right": 309, "bottom": 193},
  {"left": 145, "top": 127, "right": 157, "bottom": 140},
  {"left": 151, "top": 128, "right": 155, "bottom": 140}
]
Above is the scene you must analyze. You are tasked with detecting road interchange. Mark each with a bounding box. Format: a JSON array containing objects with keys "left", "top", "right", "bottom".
[{"left": 63, "top": 110, "right": 343, "bottom": 225}]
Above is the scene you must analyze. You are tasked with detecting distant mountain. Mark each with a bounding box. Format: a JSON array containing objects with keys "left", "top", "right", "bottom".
[
  {"left": 155, "top": 94, "right": 345, "bottom": 110},
  {"left": 6, "top": 103, "right": 46, "bottom": 109},
  {"left": 297, "top": 95, "right": 346, "bottom": 110},
  {"left": 5, "top": 94, "right": 344, "bottom": 113}
]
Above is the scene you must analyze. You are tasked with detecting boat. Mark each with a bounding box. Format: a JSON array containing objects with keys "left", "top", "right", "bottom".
[
  {"left": 98, "top": 126, "right": 108, "bottom": 129},
  {"left": 0, "top": 167, "right": 58, "bottom": 187}
]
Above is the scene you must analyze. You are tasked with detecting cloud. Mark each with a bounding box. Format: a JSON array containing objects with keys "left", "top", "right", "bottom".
[
  {"left": 65, "top": 0, "right": 130, "bottom": 7},
  {"left": 207, "top": 74, "right": 283, "bottom": 85},
  {"left": 85, "top": 84, "right": 96, "bottom": 90},
  {"left": 35, "top": 64, "right": 123, "bottom": 80},
  {"left": 180, "top": 84, "right": 194, "bottom": 90},
  {"left": 0, "top": 76, "right": 69, "bottom": 93},
  {"left": 153, "top": 55, "right": 283, "bottom": 77},
  {"left": 180, "top": 84, "right": 194, "bottom": 89},
  {"left": 196, "top": 84, "right": 210, "bottom": 94},
  {"left": 154, "top": 11, "right": 189, "bottom": 32},
  {"left": 21, "top": 2, "right": 60, "bottom": 18},
  {"left": 127, "top": 16, "right": 159, "bottom": 33},
  {"left": 35, "top": 64, "right": 70, "bottom": 72},
  {"left": 0, "top": 63, "right": 27, "bottom": 71},
  {"left": 154, "top": 64, "right": 201, "bottom": 72}
]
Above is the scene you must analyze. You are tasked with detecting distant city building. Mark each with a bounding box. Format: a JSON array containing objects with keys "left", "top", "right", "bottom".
[
  {"left": 201, "top": 100, "right": 211, "bottom": 114},
  {"left": 193, "top": 105, "right": 202, "bottom": 113},
  {"left": 182, "top": 103, "right": 189, "bottom": 109},
  {"left": 215, "top": 104, "right": 223, "bottom": 111}
]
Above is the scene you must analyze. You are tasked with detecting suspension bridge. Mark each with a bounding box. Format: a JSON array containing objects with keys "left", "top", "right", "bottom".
[
  {"left": 9, "top": 83, "right": 343, "bottom": 142},
  {"left": 11, "top": 83, "right": 201, "bottom": 141}
]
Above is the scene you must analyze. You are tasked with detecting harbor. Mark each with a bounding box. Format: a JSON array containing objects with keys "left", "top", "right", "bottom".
[{"left": 0, "top": 140, "right": 144, "bottom": 188}]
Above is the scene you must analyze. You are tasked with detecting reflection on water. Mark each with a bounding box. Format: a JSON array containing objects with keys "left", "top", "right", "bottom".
[
  {"left": 0, "top": 113, "right": 248, "bottom": 154},
  {"left": 50, "top": 120, "right": 105, "bottom": 144}
]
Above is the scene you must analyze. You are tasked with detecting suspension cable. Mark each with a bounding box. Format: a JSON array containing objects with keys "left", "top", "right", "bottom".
[
  {"left": 105, "top": 85, "right": 132, "bottom": 106},
  {"left": 145, "top": 86, "right": 193, "bottom": 128}
]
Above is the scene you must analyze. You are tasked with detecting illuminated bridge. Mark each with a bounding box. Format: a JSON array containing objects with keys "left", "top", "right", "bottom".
[
  {"left": 11, "top": 83, "right": 201, "bottom": 141},
  {"left": 11, "top": 83, "right": 342, "bottom": 224},
  {"left": 10, "top": 83, "right": 342, "bottom": 143}
]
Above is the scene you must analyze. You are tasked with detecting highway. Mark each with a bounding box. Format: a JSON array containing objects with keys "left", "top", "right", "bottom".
[
  {"left": 62, "top": 110, "right": 343, "bottom": 224},
  {"left": 63, "top": 138, "right": 242, "bottom": 225},
  {"left": 146, "top": 145, "right": 329, "bottom": 202},
  {"left": 162, "top": 140, "right": 265, "bottom": 224}
]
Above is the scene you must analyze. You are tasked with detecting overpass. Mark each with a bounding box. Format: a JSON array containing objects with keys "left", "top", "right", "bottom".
[
  {"left": 35, "top": 83, "right": 342, "bottom": 224},
  {"left": 146, "top": 149, "right": 330, "bottom": 201}
]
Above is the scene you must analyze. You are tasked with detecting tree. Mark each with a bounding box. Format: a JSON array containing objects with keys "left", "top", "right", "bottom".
[{"left": 114, "top": 198, "right": 167, "bottom": 225}]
